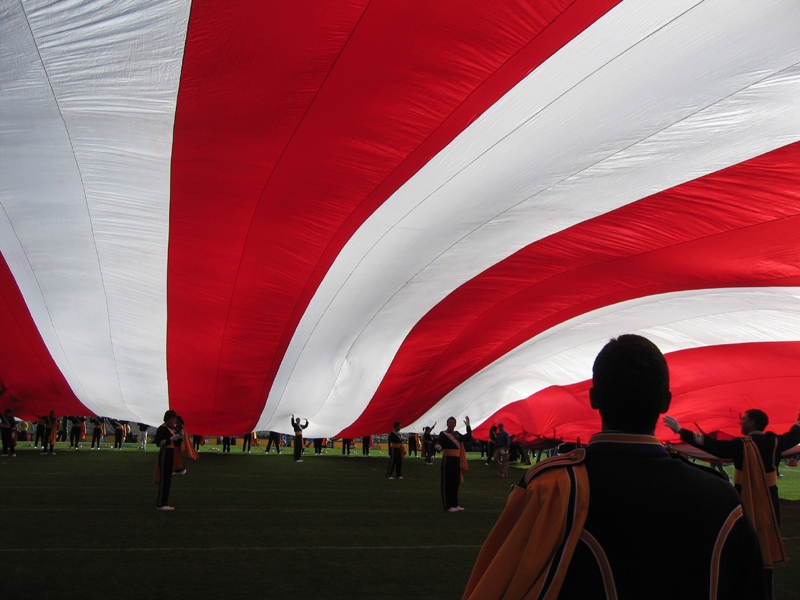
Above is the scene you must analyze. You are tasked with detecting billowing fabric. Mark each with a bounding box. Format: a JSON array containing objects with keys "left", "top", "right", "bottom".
[{"left": 2, "top": 0, "right": 800, "bottom": 436}]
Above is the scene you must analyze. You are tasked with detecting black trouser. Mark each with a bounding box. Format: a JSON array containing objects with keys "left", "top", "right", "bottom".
[
  {"left": 242, "top": 435, "right": 251, "bottom": 452},
  {"left": 424, "top": 442, "right": 435, "bottom": 463},
  {"left": 70, "top": 427, "right": 81, "bottom": 447},
  {"left": 441, "top": 455, "right": 461, "bottom": 509},
  {"left": 266, "top": 433, "right": 281, "bottom": 453},
  {"left": 408, "top": 439, "right": 418, "bottom": 457},
  {"left": 386, "top": 447, "right": 402, "bottom": 478},
  {"left": 156, "top": 448, "right": 174, "bottom": 507},
  {"left": 114, "top": 429, "right": 123, "bottom": 448},
  {"left": 34, "top": 425, "right": 43, "bottom": 447},
  {"left": 42, "top": 429, "right": 54, "bottom": 453},
  {"left": 1, "top": 428, "right": 13, "bottom": 454},
  {"left": 293, "top": 435, "right": 303, "bottom": 460},
  {"left": 487, "top": 442, "right": 495, "bottom": 462},
  {"left": 222, "top": 437, "right": 231, "bottom": 452},
  {"left": 342, "top": 439, "right": 350, "bottom": 455},
  {"left": 362, "top": 438, "right": 370, "bottom": 455},
  {"left": 91, "top": 429, "right": 101, "bottom": 448},
  {"left": 193, "top": 435, "right": 202, "bottom": 451}
]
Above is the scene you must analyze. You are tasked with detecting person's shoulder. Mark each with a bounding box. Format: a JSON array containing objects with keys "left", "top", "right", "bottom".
[
  {"left": 519, "top": 449, "right": 586, "bottom": 488},
  {"left": 665, "top": 455, "right": 742, "bottom": 499}
]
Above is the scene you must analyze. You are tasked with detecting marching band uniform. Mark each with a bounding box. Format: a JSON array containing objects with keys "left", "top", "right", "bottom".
[
  {"left": 386, "top": 430, "right": 403, "bottom": 479},
  {"left": 677, "top": 418, "right": 800, "bottom": 586},
  {"left": 291, "top": 417, "right": 308, "bottom": 462},
  {"left": 463, "top": 433, "right": 767, "bottom": 600},
  {"left": 437, "top": 423, "right": 471, "bottom": 510},
  {"left": 90, "top": 418, "right": 105, "bottom": 449}
]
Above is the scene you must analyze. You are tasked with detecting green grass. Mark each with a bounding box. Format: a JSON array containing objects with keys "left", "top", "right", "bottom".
[{"left": 2, "top": 444, "right": 799, "bottom": 599}]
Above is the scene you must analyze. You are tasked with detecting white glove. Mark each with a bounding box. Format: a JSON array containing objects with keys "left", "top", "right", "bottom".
[{"left": 662, "top": 416, "right": 681, "bottom": 433}]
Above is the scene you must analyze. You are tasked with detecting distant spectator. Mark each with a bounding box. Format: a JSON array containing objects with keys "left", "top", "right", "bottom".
[{"left": 493, "top": 423, "right": 510, "bottom": 478}]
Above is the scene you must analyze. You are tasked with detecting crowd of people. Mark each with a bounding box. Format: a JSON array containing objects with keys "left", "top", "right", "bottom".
[
  {"left": 0, "top": 414, "right": 150, "bottom": 454},
  {"left": 3, "top": 333, "right": 800, "bottom": 597}
]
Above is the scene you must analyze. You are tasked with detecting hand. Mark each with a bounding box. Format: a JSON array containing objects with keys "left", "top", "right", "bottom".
[
  {"left": 464, "top": 416, "right": 470, "bottom": 427},
  {"left": 662, "top": 416, "right": 681, "bottom": 433},
  {"left": 435, "top": 445, "right": 442, "bottom": 452}
]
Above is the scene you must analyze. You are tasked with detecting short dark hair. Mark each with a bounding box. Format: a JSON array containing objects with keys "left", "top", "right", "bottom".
[
  {"left": 592, "top": 334, "right": 670, "bottom": 433},
  {"left": 745, "top": 409, "right": 768, "bottom": 431},
  {"left": 393, "top": 422, "right": 401, "bottom": 429},
  {"left": 163, "top": 409, "right": 177, "bottom": 422}
]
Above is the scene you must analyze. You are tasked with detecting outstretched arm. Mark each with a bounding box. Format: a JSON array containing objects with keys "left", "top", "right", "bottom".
[{"left": 663, "top": 415, "right": 740, "bottom": 460}]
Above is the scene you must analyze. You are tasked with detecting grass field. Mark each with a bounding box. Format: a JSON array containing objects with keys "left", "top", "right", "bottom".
[{"left": 2, "top": 443, "right": 798, "bottom": 599}]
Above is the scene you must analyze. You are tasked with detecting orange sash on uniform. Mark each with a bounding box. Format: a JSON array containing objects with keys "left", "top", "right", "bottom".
[
  {"left": 463, "top": 453, "right": 589, "bottom": 600},
  {"left": 442, "top": 432, "right": 469, "bottom": 481},
  {"left": 737, "top": 437, "right": 786, "bottom": 567},
  {"left": 48, "top": 421, "right": 58, "bottom": 445},
  {"left": 182, "top": 438, "right": 199, "bottom": 461}
]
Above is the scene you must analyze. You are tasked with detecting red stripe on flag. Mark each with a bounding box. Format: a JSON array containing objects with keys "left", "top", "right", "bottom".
[
  {"left": 168, "top": 0, "right": 618, "bottom": 433},
  {"left": 341, "top": 141, "right": 800, "bottom": 437},
  {"left": 0, "top": 253, "right": 87, "bottom": 418},
  {"left": 474, "top": 342, "right": 800, "bottom": 445}
]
